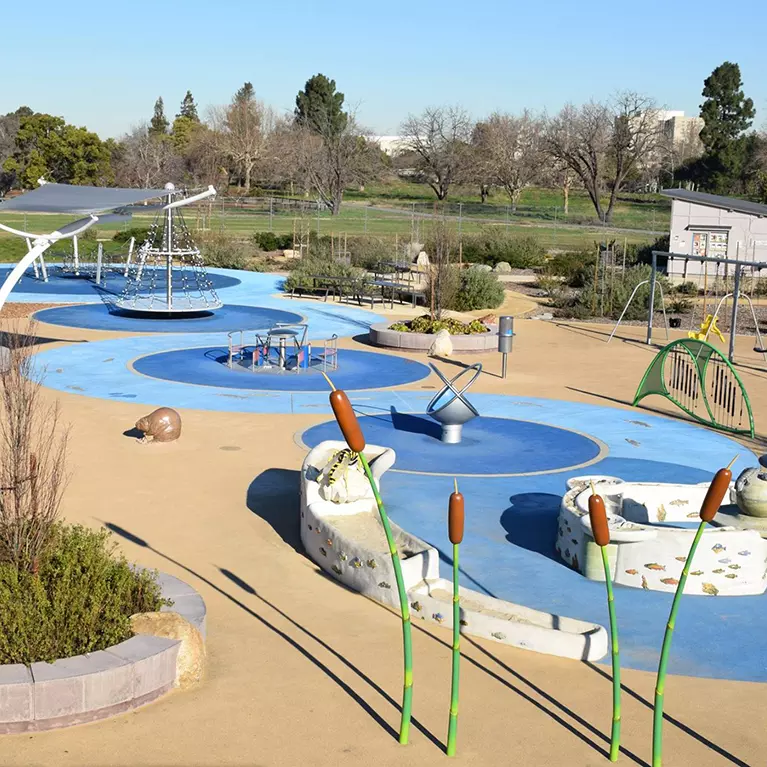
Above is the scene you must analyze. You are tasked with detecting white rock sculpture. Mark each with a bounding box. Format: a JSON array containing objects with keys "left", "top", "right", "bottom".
[{"left": 428, "top": 328, "right": 453, "bottom": 357}]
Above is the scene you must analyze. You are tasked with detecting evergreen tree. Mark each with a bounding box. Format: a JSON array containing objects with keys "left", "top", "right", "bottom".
[
  {"left": 234, "top": 82, "right": 255, "bottom": 105},
  {"left": 698, "top": 62, "right": 755, "bottom": 193},
  {"left": 295, "top": 74, "right": 348, "bottom": 138},
  {"left": 178, "top": 91, "right": 199, "bottom": 122},
  {"left": 149, "top": 97, "right": 169, "bottom": 137}
]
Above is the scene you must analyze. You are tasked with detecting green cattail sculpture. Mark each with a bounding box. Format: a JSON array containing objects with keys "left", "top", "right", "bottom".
[
  {"left": 324, "top": 373, "right": 413, "bottom": 745},
  {"left": 589, "top": 483, "right": 621, "bottom": 762},
  {"left": 651, "top": 457, "right": 736, "bottom": 767},
  {"left": 446, "top": 479, "right": 464, "bottom": 757}
]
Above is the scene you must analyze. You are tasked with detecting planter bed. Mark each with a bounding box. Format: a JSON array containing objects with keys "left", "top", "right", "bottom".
[
  {"left": 369, "top": 322, "right": 499, "bottom": 353},
  {"left": 0, "top": 573, "right": 206, "bottom": 734}
]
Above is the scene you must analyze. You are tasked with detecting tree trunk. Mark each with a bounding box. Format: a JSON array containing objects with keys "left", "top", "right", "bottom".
[
  {"left": 562, "top": 174, "right": 570, "bottom": 215},
  {"left": 511, "top": 188, "right": 521, "bottom": 213},
  {"left": 480, "top": 184, "right": 489, "bottom": 204},
  {"left": 244, "top": 162, "right": 252, "bottom": 193}
]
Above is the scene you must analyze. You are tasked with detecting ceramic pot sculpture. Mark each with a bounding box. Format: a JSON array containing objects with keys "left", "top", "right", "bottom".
[{"left": 735, "top": 460, "right": 767, "bottom": 518}]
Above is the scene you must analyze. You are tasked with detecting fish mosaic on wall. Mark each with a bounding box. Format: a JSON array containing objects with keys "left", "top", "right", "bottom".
[
  {"left": 702, "top": 583, "right": 719, "bottom": 596},
  {"left": 645, "top": 563, "right": 666, "bottom": 571},
  {"left": 725, "top": 574, "right": 739, "bottom": 579},
  {"left": 657, "top": 504, "right": 667, "bottom": 522},
  {"left": 366, "top": 559, "right": 377, "bottom": 569},
  {"left": 661, "top": 577, "right": 679, "bottom": 586},
  {"left": 319, "top": 547, "right": 327, "bottom": 557},
  {"left": 711, "top": 543, "right": 726, "bottom": 554},
  {"left": 690, "top": 570, "right": 704, "bottom": 576},
  {"left": 433, "top": 613, "right": 445, "bottom": 623},
  {"left": 669, "top": 498, "right": 689, "bottom": 506},
  {"left": 331, "top": 565, "right": 342, "bottom": 575},
  {"left": 378, "top": 581, "right": 391, "bottom": 589},
  {"left": 411, "top": 601, "right": 422, "bottom": 612},
  {"left": 738, "top": 550, "right": 751, "bottom": 557},
  {"left": 641, "top": 576, "right": 649, "bottom": 590},
  {"left": 625, "top": 569, "right": 638, "bottom": 575}
]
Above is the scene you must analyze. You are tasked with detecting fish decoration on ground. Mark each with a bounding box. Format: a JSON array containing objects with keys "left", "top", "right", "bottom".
[
  {"left": 625, "top": 439, "right": 641, "bottom": 447},
  {"left": 625, "top": 569, "right": 638, "bottom": 575},
  {"left": 728, "top": 564, "right": 741, "bottom": 570},
  {"left": 411, "top": 601, "right": 422, "bottom": 612},
  {"left": 669, "top": 499, "right": 689, "bottom": 506},
  {"left": 366, "top": 559, "right": 377, "bottom": 569},
  {"left": 712, "top": 569, "right": 725, "bottom": 574},
  {"left": 711, "top": 543, "right": 726, "bottom": 554},
  {"left": 702, "top": 583, "right": 719, "bottom": 596},
  {"left": 645, "top": 563, "right": 666, "bottom": 571},
  {"left": 661, "top": 577, "right": 679, "bottom": 585},
  {"left": 690, "top": 570, "right": 704, "bottom": 576},
  {"left": 433, "top": 613, "right": 445, "bottom": 623},
  {"left": 319, "top": 547, "right": 327, "bottom": 557},
  {"left": 738, "top": 550, "right": 751, "bottom": 556},
  {"left": 675, "top": 556, "right": 686, "bottom": 562},
  {"left": 725, "top": 574, "right": 738, "bottom": 579},
  {"left": 718, "top": 558, "right": 731, "bottom": 564},
  {"left": 332, "top": 565, "right": 342, "bottom": 575}
]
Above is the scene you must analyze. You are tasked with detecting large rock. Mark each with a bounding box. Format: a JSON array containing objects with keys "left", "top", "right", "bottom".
[
  {"left": 494, "top": 261, "right": 512, "bottom": 273},
  {"left": 135, "top": 407, "right": 182, "bottom": 443},
  {"left": 735, "top": 467, "right": 767, "bottom": 518},
  {"left": 428, "top": 328, "right": 453, "bottom": 358},
  {"left": 130, "top": 611, "right": 205, "bottom": 689},
  {"left": 470, "top": 264, "right": 492, "bottom": 273},
  {"left": 415, "top": 251, "right": 430, "bottom": 268}
]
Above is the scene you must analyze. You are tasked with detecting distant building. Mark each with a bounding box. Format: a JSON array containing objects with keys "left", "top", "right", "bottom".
[
  {"left": 662, "top": 188, "right": 767, "bottom": 278},
  {"left": 372, "top": 136, "right": 407, "bottom": 156},
  {"left": 660, "top": 112, "right": 704, "bottom": 156}
]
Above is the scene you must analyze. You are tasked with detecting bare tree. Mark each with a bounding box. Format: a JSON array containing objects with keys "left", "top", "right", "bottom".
[
  {"left": 277, "top": 115, "right": 380, "bottom": 215},
  {"left": 113, "top": 123, "right": 181, "bottom": 188},
  {"left": 425, "top": 219, "right": 459, "bottom": 320},
  {"left": 211, "top": 87, "right": 273, "bottom": 192},
  {"left": 545, "top": 93, "right": 660, "bottom": 222},
  {"left": 472, "top": 111, "right": 543, "bottom": 209},
  {"left": 400, "top": 106, "right": 473, "bottom": 200},
  {"left": 0, "top": 324, "right": 68, "bottom": 572}
]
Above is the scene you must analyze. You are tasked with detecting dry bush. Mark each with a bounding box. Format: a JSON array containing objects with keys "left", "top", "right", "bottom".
[{"left": 0, "top": 324, "right": 69, "bottom": 572}]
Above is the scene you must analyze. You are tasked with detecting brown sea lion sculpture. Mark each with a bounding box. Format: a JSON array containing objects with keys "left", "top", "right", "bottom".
[{"left": 135, "top": 407, "right": 182, "bottom": 443}]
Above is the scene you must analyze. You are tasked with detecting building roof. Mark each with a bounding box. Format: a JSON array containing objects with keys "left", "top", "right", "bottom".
[
  {"left": 661, "top": 188, "right": 767, "bottom": 218},
  {"left": 0, "top": 182, "right": 167, "bottom": 215}
]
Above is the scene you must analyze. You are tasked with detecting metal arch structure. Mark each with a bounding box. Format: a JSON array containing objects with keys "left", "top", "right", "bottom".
[
  {"left": 607, "top": 279, "right": 669, "bottom": 344},
  {"left": 633, "top": 338, "right": 754, "bottom": 437},
  {"left": 426, "top": 362, "right": 482, "bottom": 444}
]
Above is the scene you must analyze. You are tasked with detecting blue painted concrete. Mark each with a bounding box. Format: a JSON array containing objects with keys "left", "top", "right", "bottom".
[
  {"left": 34, "top": 303, "right": 303, "bottom": 333},
  {"left": 132, "top": 347, "right": 430, "bottom": 391},
  {"left": 0, "top": 265, "right": 240, "bottom": 297},
  {"left": 302, "top": 414, "right": 602, "bottom": 475}
]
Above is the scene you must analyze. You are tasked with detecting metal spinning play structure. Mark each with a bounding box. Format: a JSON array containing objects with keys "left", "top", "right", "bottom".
[
  {"left": 633, "top": 338, "right": 755, "bottom": 437},
  {"left": 0, "top": 180, "right": 217, "bottom": 315},
  {"left": 426, "top": 362, "right": 482, "bottom": 443}
]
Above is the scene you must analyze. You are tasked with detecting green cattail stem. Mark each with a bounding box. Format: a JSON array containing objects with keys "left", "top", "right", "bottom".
[
  {"left": 447, "top": 541, "right": 461, "bottom": 756},
  {"left": 358, "top": 452, "right": 413, "bottom": 745},
  {"left": 652, "top": 519, "right": 707, "bottom": 767},
  {"left": 600, "top": 545, "right": 621, "bottom": 762}
]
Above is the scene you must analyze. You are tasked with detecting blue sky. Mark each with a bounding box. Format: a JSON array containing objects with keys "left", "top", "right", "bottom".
[{"left": 2, "top": 0, "right": 765, "bottom": 139}]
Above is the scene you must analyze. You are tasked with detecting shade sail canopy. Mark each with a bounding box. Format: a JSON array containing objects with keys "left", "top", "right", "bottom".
[{"left": 0, "top": 183, "right": 168, "bottom": 215}]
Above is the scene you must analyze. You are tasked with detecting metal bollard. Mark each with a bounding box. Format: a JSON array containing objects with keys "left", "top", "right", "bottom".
[{"left": 498, "top": 316, "right": 514, "bottom": 379}]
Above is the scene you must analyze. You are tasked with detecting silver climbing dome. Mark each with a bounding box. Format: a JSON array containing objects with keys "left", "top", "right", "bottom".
[{"left": 115, "top": 184, "right": 222, "bottom": 314}]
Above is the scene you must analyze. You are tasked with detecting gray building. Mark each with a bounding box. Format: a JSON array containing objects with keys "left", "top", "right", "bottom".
[{"left": 662, "top": 189, "right": 767, "bottom": 278}]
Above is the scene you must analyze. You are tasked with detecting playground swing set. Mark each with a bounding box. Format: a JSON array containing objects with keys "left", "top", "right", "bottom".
[{"left": 610, "top": 251, "right": 765, "bottom": 438}]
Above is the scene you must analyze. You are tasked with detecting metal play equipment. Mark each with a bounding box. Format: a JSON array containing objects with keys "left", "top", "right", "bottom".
[
  {"left": 116, "top": 183, "right": 220, "bottom": 314},
  {"left": 647, "top": 251, "right": 767, "bottom": 364},
  {"left": 226, "top": 325, "right": 339, "bottom": 373},
  {"left": 633, "top": 338, "right": 754, "bottom": 437},
  {"left": 0, "top": 181, "right": 216, "bottom": 314},
  {"left": 498, "top": 315, "right": 514, "bottom": 377},
  {"left": 607, "top": 279, "right": 669, "bottom": 344},
  {"left": 426, "top": 363, "right": 482, "bottom": 444}
]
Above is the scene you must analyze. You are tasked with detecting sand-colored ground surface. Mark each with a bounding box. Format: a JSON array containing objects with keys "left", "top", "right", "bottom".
[{"left": 0, "top": 298, "right": 764, "bottom": 767}]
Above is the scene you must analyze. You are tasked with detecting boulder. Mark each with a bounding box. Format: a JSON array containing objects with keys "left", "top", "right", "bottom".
[
  {"left": 428, "top": 328, "right": 453, "bottom": 358},
  {"left": 494, "top": 261, "right": 512, "bottom": 273},
  {"left": 130, "top": 611, "right": 205, "bottom": 689},
  {"left": 415, "top": 251, "right": 430, "bottom": 268},
  {"left": 470, "top": 264, "right": 492, "bottom": 273}
]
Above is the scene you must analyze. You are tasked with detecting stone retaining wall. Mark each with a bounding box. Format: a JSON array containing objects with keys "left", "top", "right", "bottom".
[
  {"left": 0, "top": 573, "right": 205, "bottom": 734},
  {"left": 368, "top": 322, "right": 499, "bottom": 353}
]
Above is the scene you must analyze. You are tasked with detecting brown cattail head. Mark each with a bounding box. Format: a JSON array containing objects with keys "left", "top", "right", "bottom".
[
  {"left": 448, "top": 488, "right": 465, "bottom": 544},
  {"left": 588, "top": 492, "right": 610, "bottom": 547},
  {"left": 700, "top": 467, "right": 732, "bottom": 522},
  {"left": 329, "top": 390, "right": 366, "bottom": 453}
]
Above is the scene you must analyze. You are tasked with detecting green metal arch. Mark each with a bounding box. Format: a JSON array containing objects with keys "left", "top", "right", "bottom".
[{"left": 633, "top": 338, "right": 755, "bottom": 437}]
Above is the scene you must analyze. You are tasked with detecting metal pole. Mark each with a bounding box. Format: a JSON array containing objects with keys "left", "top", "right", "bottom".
[
  {"left": 95, "top": 243, "right": 103, "bottom": 285},
  {"left": 27, "top": 238, "right": 39, "bottom": 279},
  {"left": 458, "top": 202, "right": 463, "bottom": 238},
  {"left": 166, "top": 191, "right": 173, "bottom": 310},
  {"left": 502, "top": 353, "right": 508, "bottom": 379},
  {"left": 73, "top": 235, "right": 80, "bottom": 276},
  {"left": 125, "top": 237, "right": 135, "bottom": 277},
  {"left": 728, "top": 266, "right": 741, "bottom": 363},
  {"left": 646, "top": 251, "right": 658, "bottom": 344},
  {"left": 39, "top": 254, "right": 48, "bottom": 282}
]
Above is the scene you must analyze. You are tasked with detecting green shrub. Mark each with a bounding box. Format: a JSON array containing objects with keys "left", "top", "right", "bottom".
[
  {"left": 113, "top": 227, "right": 151, "bottom": 245},
  {"left": 252, "top": 231, "right": 294, "bottom": 251},
  {"left": 451, "top": 268, "right": 505, "bottom": 311},
  {"left": 197, "top": 231, "right": 248, "bottom": 270},
  {"left": 674, "top": 281, "right": 698, "bottom": 296},
  {"left": 347, "top": 236, "right": 393, "bottom": 270},
  {"left": 390, "top": 316, "right": 489, "bottom": 335},
  {"left": 545, "top": 251, "right": 592, "bottom": 287},
  {"left": 460, "top": 230, "right": 545, "bottom": 268},
  {"left": 668, "top": 298, "right": 693, "bottom": 314},
  {"left": 0, "top": 524, "right": 169, "bottom": 665}
]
